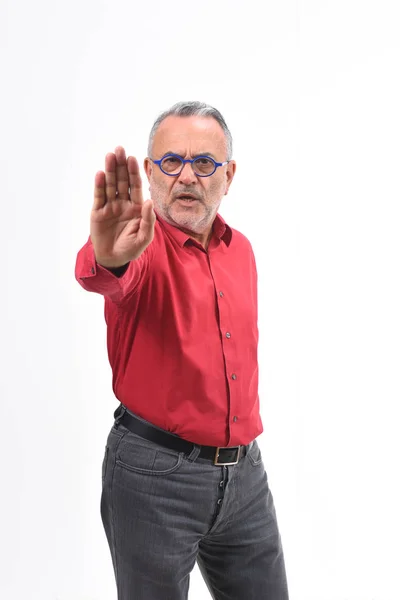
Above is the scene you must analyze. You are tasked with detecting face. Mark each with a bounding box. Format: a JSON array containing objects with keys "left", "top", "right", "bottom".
[{"left": 144, "top": 115, "right": 236, "bottom": 245}]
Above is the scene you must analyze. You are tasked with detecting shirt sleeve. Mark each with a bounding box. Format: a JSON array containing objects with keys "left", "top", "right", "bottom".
[{"left": 74, "top": 236, "right": 154, "bottom": 303}]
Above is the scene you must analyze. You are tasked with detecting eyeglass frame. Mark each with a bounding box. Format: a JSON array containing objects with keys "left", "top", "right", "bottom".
[{"left": 150, "top": 153, "right": 230, "bottom": 177}]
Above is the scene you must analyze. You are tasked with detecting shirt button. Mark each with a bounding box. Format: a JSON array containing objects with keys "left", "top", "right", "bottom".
[
  {"left": 219, "top": 291, "right": 224, "bottom": 297},
  {"left": 226, "top": 332, "right": 231, "bottom": 338},
  {"left": 233, "top": 416, "right": 238, "bottom": 422},
  {"left": 231, "top": 374, "right": 237, "bottom": 380},
  {"left": 91, "top": 267, "right": 95, "bottom": 275}
]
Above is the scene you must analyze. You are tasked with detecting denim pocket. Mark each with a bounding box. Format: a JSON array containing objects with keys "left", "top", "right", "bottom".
[
  {"left": 115, "top": 434, "right": 184, "bottom": 476},
  {"left": 247, "top": 440, "right": 263, "bottom": 467}
]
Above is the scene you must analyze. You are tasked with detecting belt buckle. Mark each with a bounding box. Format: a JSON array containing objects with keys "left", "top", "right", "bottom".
[{"left": 214, "top": 446, "right": 241, "bottom": 466}]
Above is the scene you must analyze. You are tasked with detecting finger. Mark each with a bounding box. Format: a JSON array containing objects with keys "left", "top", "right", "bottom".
[
  {"left": 104, "top": 152, "right": 117, "bottom": 202},
  {"left": 127, "top": 156, "right": 144, "bottom": 206},
  {"left": 139, "top": 199, "right": 156, "bottom": 235},
  {"left": 93, "top": 171, "right": 106, "bottom": 210},
  {"left": 114, "top": 146, "right": 130, "bottom": 199}
]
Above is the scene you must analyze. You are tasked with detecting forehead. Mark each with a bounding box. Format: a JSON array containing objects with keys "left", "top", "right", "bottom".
[{"left": 152, "top": 115, "right": 227, "bottom": 157}]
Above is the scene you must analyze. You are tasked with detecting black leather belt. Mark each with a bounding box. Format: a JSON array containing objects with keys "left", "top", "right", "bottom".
[{"left": 114, "top": 404, "right": 252, "bottom": 466}]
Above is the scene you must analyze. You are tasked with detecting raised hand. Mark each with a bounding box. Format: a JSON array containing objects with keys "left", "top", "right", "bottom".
[{"left": 90, "top": 146, "right": 156, "bottom": 268}]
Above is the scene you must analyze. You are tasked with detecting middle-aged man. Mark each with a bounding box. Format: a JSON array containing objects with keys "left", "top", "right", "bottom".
[{"left": 75, "top": 101, "right": 289, "bottom": 599}]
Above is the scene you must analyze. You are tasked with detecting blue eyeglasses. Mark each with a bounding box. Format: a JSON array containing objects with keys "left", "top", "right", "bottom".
[{"left": 151, "top": 153, "right": 230, "bottom": 177}]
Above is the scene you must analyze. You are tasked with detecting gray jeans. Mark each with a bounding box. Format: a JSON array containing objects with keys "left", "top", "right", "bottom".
[{"left": 101, "top": 415, "right": 289, "bottom": 600}]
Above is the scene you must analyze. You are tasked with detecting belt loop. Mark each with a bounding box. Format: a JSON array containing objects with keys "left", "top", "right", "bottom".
[
  {"left": 186, "top": 444, "right": 201, "bottom": 462},
  {"left": 114, "top": 403, "right": 126, "bottom": 428}
]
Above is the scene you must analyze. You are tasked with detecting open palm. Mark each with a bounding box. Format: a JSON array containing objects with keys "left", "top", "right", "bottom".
[{"left": 90, "top": 146, "right": 156, "bottom": 268}]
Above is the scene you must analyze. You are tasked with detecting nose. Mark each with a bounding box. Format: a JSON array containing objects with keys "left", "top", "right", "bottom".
[{"left": 178, "top": 161, "right": 198, "bottom": 184}]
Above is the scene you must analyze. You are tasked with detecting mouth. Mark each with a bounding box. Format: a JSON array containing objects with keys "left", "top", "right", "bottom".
[{"left": 176, "top": 195, "right": 199, "bottom": 205}]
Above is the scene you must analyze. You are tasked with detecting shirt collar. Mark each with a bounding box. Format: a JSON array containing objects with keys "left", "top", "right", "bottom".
[{"left": 154, "top": 209, "right": 232, "bottom": 248}]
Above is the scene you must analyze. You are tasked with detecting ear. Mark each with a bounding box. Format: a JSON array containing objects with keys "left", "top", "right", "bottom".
[
  {"left": 144, "top": 157, "right": 152, "bottom": 182},
  {"left": 224, "top": 160, "right": 236, "bottom": 195}
]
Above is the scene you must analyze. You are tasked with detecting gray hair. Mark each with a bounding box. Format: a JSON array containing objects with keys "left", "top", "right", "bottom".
[{"left": 147, "top": 101, "right": 233, "bottom": 161}]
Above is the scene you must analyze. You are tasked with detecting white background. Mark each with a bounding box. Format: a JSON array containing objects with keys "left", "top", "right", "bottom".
[{"left": 1, "top": 1, "right": 399, "bottom": 598}]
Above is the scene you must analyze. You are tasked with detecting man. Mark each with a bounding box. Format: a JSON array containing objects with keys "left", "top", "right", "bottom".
[{"left": 75, "top": 101, "right": 289, "bottom": 600}]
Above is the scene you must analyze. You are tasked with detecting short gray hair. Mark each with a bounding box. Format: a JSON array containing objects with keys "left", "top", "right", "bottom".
[{"left": 147, "top": 101, "right": 233, "bottom": 161}]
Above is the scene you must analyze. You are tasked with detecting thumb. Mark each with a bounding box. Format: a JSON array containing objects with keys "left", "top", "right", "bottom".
[
  {"left": 145, "top": 199, "right": 156, "bottom": 218},
  {"left": 140, "top": 199, "right": 156, "bottom": 231}
]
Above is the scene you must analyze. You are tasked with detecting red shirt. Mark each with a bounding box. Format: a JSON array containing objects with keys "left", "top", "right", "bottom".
[{"left": 75, "top": 209, "right": 263, "bottom": 447}]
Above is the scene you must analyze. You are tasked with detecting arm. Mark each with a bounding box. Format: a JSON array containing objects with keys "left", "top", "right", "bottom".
[{"left": 75, "top": 235, "right": 154, "bottom": 303}]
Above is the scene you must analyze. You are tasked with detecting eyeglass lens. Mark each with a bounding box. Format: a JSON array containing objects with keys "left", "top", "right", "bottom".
[{"left": 161, "top": 156, "right": 215, "bottom": 176}]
